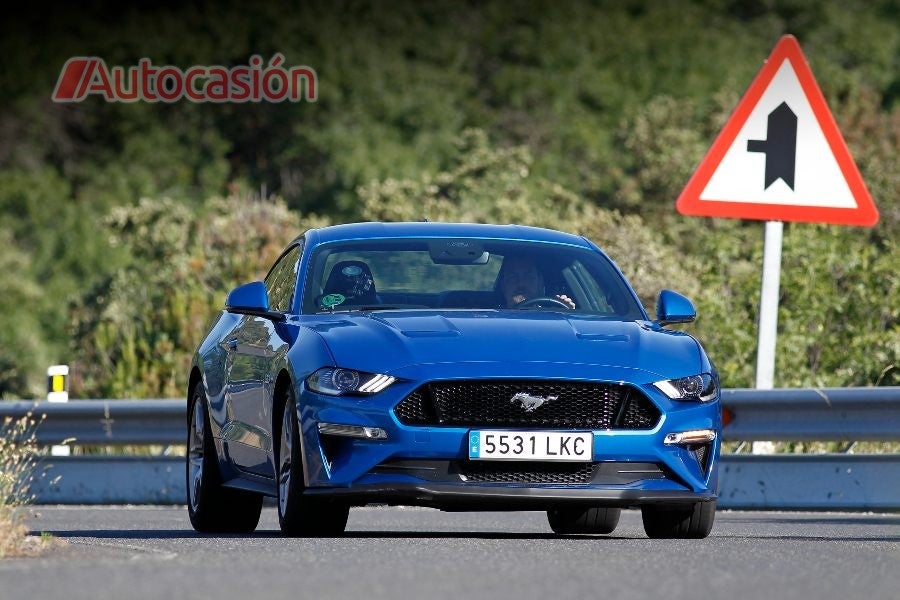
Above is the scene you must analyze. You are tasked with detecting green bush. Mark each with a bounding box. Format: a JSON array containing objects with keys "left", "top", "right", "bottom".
[{"left": 69, "top": 195, "right": 329, "bottom": 398}]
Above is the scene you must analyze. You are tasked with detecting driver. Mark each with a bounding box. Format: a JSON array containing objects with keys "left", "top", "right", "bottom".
[{"left": 500, "top": 256, "right": 575, "bottom": 309}]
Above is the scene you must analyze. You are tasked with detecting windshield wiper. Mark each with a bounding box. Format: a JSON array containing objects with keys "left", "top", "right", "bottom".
[{"left": 317, "top": 305, "right": 409, "bottom": 314}]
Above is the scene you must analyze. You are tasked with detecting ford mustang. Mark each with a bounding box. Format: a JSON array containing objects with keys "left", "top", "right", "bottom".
[{"left": 187, "top": 222, "right": 721, "bottom": 538}]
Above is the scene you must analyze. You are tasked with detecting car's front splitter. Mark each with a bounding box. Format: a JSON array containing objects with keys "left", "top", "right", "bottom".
[{"left": 303, "top": 483, "right": 716, "bottom": 510}]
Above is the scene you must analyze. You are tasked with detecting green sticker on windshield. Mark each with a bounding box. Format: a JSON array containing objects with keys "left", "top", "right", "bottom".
[{"left": 321, "top": 293, "right": 346, "bottom": 308}]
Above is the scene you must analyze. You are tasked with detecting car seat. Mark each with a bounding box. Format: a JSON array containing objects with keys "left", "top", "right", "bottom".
[{"left": 322, "top": 260, "right": 378, "bottom": 306}]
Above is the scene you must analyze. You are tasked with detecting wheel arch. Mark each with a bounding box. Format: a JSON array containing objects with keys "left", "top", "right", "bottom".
[
  {"left": 271, "top": 369, "right": 295, "bottom": 467},
  {"left": 187, "top": 367, "right": 204, "bottom": 425}
]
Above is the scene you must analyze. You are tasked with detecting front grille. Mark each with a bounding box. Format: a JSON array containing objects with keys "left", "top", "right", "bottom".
[
  {"left": 393, "top": 388, "right": 435, "bottom": 424},
  {"left": 394, "top": 380, "right": 660, "bottom": 430},
  {"left": 460, "top": 461, "right": 594, "bottom": 484}
]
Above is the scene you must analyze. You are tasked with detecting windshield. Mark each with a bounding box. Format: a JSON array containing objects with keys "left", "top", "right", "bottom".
[{"left": 301, "top": 238, "right": 645, "bottom": 319}]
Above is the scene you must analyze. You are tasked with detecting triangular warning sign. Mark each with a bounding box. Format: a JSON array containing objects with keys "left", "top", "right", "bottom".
[{"left": 676, "top": 35, "right": 878, "bottom": 226}]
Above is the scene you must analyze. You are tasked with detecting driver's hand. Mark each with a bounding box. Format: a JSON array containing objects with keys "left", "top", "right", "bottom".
[{"left": 557, "top": 294, "right": 576, "bottom": 309}]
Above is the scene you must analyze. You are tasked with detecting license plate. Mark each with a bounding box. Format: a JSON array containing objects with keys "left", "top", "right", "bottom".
[{"left": 468, "top": 431, "right": 593, "bottom": 462}]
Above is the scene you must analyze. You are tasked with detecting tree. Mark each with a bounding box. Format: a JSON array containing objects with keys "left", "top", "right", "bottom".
[{"left": 0, "top": 229, "right": 48, "bottom": 398}]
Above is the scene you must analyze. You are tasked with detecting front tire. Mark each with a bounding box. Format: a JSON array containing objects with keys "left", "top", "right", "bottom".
[
  {"left": 277, "top": 387, "right": 349, "bottom": 537},
  {"left": 641, "top": 501, "right": 716, "bottom": 539},
  {"left": 547, "top": 507, "right": 620, "bottom": 535},
  {"left": 186, "top": 383, "right": 263, "bottom": 533}
]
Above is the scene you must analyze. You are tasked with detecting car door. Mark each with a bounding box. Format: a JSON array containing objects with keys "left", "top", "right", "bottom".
[{"left": 223, "top": 243, "right": 302, "bottom": 477}]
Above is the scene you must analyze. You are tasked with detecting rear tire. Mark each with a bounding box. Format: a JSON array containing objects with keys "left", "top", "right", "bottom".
[
  {"left": 547, "top": 506, "right": 621, "bottom": 535},
  {"left": 186, "top": 383, "right": 263, "bottom": 533},
  {"left": 277, "top": 387, "right": 349, "bottom": 537},
  {"left": 641, "top": 501, "right": 716, "bottom": 539}
]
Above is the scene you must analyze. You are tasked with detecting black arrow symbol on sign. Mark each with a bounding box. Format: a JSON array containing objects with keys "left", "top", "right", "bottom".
[{"left": 747, "top": 102, "right": 797, "bottom": 190}]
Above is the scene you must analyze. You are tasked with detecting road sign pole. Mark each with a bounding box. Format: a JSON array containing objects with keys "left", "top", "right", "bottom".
[
  {"left": 755, "top": 220, "right": 783, "bottom": 389},
  {"left": 753, "top": 221, "right": 783, "bottom": 454}
]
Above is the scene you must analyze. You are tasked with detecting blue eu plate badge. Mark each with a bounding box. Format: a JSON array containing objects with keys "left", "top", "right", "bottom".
[{"left": 469, "top": 432, "right": 479, "bottom": 455}]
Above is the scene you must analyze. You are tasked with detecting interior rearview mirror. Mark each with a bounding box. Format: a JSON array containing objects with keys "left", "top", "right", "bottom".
[{"left": 429, "top": 240, "right": 490, "bottom": 264}]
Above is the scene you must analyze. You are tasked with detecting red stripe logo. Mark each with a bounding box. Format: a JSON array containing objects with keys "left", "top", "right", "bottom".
[{"left": 52, "top": 57, "right": 96, "bottom": 102}]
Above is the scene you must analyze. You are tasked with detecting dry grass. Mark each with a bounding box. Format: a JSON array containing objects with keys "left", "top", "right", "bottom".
[
  {"left": 0, "top": 412, "right": 58, "bottom": 558},
  {"left": 0, "top": 511, "right": 47, "bottom": 558}
]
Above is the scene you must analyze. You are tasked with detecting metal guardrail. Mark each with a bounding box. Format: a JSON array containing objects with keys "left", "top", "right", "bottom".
[
  {"left": 3, "top": 388, "right": 899, "bottom": 509},
  {"left": 1, "top": 399, "right": 184, "bottom": 445},
  {"left": 719, "top": 454, "right": 900, "bottom": 511},
  {"left": 721, "top": 387, "right": 900, "bottom": 441}
]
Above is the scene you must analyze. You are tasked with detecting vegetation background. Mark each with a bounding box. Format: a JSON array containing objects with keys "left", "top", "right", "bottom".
[{"left": 0, "top": 0, "right": 896, "bottom": 400}]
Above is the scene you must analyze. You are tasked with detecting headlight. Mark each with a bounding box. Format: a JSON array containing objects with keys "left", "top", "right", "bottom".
[
  {"left": 307, "top": 367, "right": 396, "bottom": 396},
  {"left": 653, "top": 374, "right": 718, "bottom": 402}
]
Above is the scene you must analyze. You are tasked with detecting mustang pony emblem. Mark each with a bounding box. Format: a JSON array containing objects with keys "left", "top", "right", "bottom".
[{"left": 510, "top": 392, "right": 558, "bottom": 412}]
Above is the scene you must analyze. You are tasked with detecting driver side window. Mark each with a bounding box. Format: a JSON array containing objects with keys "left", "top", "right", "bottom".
[{"left": 265, "top": 244, "right": 303, "bottom": 313}]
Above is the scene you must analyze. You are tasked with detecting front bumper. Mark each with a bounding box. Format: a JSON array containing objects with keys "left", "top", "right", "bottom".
[{"left": 295, "top": 363, "right": 722, "bottom": 504}]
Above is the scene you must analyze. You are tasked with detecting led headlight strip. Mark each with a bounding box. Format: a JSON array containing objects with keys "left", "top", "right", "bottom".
[{"left": 358, "top": 374, "right": 396, "bottom": 393}]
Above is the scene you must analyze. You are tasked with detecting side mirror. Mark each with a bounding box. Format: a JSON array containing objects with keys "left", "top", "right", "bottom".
[
  {"left": 656, "top": 290, "right": 696, "bottom": 326},
  {"left": 225, "top": 282, "right": 284, "bottom": 321}
]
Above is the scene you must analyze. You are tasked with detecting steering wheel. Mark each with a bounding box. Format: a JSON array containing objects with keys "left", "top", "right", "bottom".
[{"left": 517, "top": 296, "right": 573, "bottom": 310}]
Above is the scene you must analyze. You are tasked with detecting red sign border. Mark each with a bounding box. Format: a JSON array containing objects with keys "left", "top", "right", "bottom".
[{"left": 676, "top": 35, "right": 878, "bottom": 227}]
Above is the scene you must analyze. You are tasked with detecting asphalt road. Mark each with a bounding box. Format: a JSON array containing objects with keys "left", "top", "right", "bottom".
[{"left": 2, "top": 506, "right": 897, "bottom": 600}]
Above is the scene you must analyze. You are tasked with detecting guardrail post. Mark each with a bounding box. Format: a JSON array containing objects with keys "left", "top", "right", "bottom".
[{"left": 46, "top": 365, "right": 70, "bottom": 456}]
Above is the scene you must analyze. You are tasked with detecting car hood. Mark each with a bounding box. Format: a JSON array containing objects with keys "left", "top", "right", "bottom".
[{"left": 300, "top": 310, "right": 702, "bottom": 383}]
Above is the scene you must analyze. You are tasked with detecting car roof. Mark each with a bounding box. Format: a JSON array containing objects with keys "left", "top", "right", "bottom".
[{"left": 302, "top": 222, "right": 593, "bottom": 248}]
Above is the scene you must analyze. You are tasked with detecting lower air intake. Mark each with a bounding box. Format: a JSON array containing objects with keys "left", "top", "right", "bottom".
[{"left": 459, "top": 461, "right": 595, "bottom": 485}]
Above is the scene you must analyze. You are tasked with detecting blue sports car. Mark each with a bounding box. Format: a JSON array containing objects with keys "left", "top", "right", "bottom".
[{"left": 187, "top": 222, "right": 720, "bottom": 538}]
